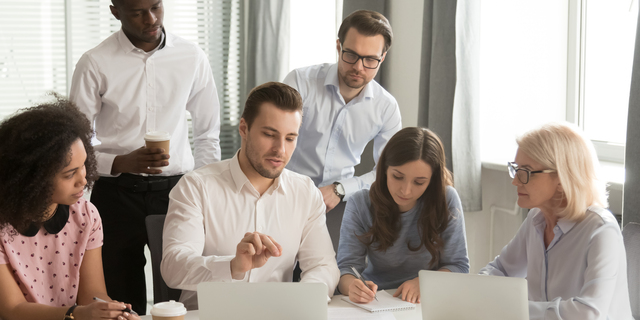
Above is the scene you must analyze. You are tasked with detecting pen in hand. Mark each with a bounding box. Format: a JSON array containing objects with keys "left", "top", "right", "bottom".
[
  {"left": 93, "top": 297, "right": 138, "bottom": 315},
  {"left": 349, "top": 265, "right": 378, "bottom": 301}
]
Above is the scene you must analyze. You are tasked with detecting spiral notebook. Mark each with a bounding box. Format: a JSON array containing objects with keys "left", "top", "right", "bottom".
[{"left": 341, "top": 291, "right": 416, "bottom": 313}]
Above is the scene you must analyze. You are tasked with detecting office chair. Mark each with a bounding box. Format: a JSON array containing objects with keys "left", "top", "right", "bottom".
[
  {"left": 623, "top": 222, "right": 640, "bottom": 319},
  {"left": 145, "top": 214, "right": 182, "bottom": 303}
]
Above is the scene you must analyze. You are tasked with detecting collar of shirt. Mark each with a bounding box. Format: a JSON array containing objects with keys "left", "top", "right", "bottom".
[
  {"left": 532, "top": 209, "right": 577, "bottom": 249},
  {"left": 228, "top": 151, "right": 286, "bottom": 196},
  {"left": 324, "top": 63, "right": 375, "bottom": 105},
  {"left": 116, "top": 28, "right": 172, "bottom": 55},
  {"left": 21, "top": 204, "right": 70, "bottom": 237}
]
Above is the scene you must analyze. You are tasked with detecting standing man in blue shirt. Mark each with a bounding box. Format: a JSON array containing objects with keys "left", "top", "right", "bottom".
[{"left": 283, "top": 10, "right": 401, "bottom": 215}]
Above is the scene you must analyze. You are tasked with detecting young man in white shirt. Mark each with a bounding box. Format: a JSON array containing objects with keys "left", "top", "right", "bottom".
[
  {"left": 283, "top": 10, "right": 402, "bottom": 213},
  {"left": 161, "top": 82, "right": 340, "bottom": 310},
  {"left": 69, "top": 0, "right": 221, "bottom": 313}
]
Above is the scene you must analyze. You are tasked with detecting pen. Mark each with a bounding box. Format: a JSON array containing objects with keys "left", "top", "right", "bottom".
[
  {"left": 349, "top": 265, "right": 378, "bottom": 301},
  {"left": 93, "top": 297, "right": 138, "bottom": 315}
]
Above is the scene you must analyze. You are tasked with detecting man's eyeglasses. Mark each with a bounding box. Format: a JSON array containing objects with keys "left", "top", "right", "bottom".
[
  {"left": 340, "top": 45, "right": 382, "bottom": 69},
  {"left": 507, "top": 162, "right": 556, "bottom": 184}
]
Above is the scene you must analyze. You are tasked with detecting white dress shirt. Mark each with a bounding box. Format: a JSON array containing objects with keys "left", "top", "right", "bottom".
[
  {"left": 479, "top": 206, "right": 633, "bottom": 320},
  {"left": 161, "top": 153, "right": 340, "bottom": 310},
  {"left": 283, "top": 63, "right": 402, "bottom": 200},
  {"left": 70, "top": 29, "right": 221, "bottom": 176}
]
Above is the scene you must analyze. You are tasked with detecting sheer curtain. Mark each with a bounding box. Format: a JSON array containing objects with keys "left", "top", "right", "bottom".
[{"left": 623, "top": 3, "right": 640, "bottom": 227}]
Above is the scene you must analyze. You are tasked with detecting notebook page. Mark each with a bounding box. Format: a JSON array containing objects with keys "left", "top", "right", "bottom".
[
  {"left": 341, "top": 291, "right": 416, "bottom": 313},
  {"left": 328, "top": 307, "right": 396, "bottom": 320}
]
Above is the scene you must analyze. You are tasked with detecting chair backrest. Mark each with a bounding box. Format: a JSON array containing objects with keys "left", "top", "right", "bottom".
[
  {"left": 624, "top": 222, "right": 640, "bottom": 319},
  {"left": 145, "top": 214, "right": 182, "bottom": 304}
]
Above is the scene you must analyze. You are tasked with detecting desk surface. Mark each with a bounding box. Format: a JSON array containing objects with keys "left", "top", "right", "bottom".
[{"left": 140, "top": 290, "right": 423, "bottom": 320}]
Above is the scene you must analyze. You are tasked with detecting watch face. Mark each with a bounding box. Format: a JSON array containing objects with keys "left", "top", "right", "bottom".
[{"left": 336, "top": 183, "right": 345, "bottom": 195}]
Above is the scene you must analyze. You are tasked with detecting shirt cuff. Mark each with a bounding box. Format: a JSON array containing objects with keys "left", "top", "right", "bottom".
[
  {"left": 338, "top": 178, "right": 360, "bottom": 202},
  {"left": 206, "top": 255, "right": 248, "bottom": 282},
  {"left": 96, "top": 153, "right": 119, "bottom": 177}
]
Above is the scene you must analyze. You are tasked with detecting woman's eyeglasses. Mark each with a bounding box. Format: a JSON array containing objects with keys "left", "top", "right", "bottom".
[{"left": 507, "top": 162, "right": 556, "bottom": 184}]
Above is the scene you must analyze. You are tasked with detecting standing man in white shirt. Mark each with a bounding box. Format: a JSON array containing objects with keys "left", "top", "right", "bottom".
[
  {"left": 161, "top": 82, "right": 340, "bottom": 310},
  {"left": 283, "top": 10, "right": 401, "bottom": 214},
  {"left": 69, "top": 0, "right": 221, "bottom": 314}
]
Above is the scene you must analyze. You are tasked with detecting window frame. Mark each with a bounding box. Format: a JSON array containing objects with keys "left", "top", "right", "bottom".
[{"left": 566, "top": 0, "right": 633, "bottom": 164}]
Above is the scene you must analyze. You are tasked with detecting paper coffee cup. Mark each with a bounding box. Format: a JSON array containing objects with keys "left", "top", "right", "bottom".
[
  {"left": 150, "top": 300, "right": 187, "bottom": 320},
  {"left": 144, "top": 131, "right": 171, "bottom": 169}
]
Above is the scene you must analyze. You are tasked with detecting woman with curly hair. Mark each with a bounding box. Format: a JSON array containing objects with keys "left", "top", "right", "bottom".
[
  {"left": 337, "top": 127, "right": 469, "bottom": 304},
  {"left": 0, "top": 96, "right": 140, "bottom": 320}
]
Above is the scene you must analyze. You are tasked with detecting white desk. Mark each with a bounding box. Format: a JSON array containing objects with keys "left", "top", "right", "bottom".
[{"left": 140, "top": 290, "right": 423, "bottom": 320}]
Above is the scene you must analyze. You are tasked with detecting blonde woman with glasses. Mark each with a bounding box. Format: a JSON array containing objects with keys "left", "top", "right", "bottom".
[{"left": 479, "top": 122, "right": 632, "bottom": 319}]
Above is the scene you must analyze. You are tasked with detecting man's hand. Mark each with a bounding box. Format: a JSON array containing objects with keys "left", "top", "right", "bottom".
[
  {"left": 393, "top": 277, "right": 420, "bottom": 303},
  {"left": 230, "top": 232, "right": 283, "bottom": 280},
  {"left": 319, "top": 185, "right": 340, "bottom": 213},
  {"left": 111, "top": 147, "right": 169, "bottom": 175}
]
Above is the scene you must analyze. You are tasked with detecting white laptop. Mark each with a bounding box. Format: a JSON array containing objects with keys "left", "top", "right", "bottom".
[
  {"left": 197, "top": 282, "right": 328, "bottom": 320},
  {"left": 419, "top": 270, "right": 528, "bottom": 320}
]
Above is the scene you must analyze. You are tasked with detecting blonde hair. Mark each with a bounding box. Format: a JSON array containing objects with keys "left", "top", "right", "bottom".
[{"left": 517, "top": 122, "right": 607, "bottom": 221}]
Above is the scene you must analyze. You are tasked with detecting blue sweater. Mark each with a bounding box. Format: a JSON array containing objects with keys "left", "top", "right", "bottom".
[{"left": 337, "top": 186, "right": 469, "bottom": 290}]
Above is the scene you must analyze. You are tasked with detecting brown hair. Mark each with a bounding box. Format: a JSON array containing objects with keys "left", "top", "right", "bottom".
[
  {"left": 338, "top": 10, "right": 393, "bottom": 53},
  {"left": 241, "top": 82, "right": 303, "bottom": 128},
  {"left": 359, "top": 127, "right": 453, "bottom": 268}
]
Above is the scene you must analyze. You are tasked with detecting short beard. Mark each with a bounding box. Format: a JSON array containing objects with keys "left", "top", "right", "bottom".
[
  {"left": 245, "top": 137, "right": 284, "bottom": 179},
  {"left": 339, "top": 71, "right": 367, "bottom": 90}
]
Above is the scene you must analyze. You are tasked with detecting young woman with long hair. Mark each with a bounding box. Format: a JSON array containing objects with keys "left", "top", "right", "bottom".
[{"left": 337, "top": 127, "right": 469, "bottom": 304}]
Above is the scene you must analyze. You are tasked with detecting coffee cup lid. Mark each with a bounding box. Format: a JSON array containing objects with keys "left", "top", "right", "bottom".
[
  {"left": 150, "top": 300, "right": 187, "bottom": 317},
  {"left": 144, "top": 131, "right": 171, "bottom": 142}
]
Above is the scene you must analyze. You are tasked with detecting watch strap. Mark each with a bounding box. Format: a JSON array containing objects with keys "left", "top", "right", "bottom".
[{"left": 64, "top": 305, "right": 77, "bottom": 320}]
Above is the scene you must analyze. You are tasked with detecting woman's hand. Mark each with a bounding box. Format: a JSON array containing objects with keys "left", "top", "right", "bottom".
[
  {"left": 393, "top": 277, "right": 420, "bottom": 303},
  {"left": 348, "top": 279, "right": 379, "bottom": 304},
  {"left": 73, "top": 301, "right": 133, "bottom": 320}
]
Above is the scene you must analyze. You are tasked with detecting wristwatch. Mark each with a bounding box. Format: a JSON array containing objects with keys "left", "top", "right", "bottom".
[
  {"left": 64, "top": 305, "right": 77, "bottom": 320},
  {"left": 333, "top": 182, "right": 345, "bottom": 201}
]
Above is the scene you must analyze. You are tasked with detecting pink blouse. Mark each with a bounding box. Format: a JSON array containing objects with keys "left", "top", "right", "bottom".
[{"left": 0, "top": 199, "right": 103, "bottom": 307}]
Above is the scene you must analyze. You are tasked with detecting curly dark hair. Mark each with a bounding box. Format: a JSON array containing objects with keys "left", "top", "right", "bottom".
[{"left": 0, "top": 94, "right": 98, "bottom": 234}]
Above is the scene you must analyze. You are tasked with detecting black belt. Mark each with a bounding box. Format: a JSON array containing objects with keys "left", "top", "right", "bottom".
[{"left": 98, "top": 173, "right": 183, "bottom": 193}]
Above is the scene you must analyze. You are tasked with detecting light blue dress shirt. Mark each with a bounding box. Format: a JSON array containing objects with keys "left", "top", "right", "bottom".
[
  {"left": 283, "top": 63, "right": 402, "bottom": 200},
  {"left": 337, "top": 187, "right": 469, "bottom": 290},
  {"left": 479, "top": 207, "right": 633, "bottom": 320}
]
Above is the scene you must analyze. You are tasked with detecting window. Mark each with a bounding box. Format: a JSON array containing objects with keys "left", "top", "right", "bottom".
[
  {"left": 577, "top": 0, "right": 638, "bottom": 162},
  {"left": 0, "top": 0, "right": 242, "bottom": 159},
  {"left": 289, "top": 0, "right": 341, "bottom": 72},
  {"left": 479, "top": 1, "right": 569, "bottom": 164},
  {"left": 480, "top": 0, "right": 638, "bottom": 165}
]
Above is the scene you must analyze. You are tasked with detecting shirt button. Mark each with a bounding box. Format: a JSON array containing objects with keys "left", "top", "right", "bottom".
[
  {"left": 148, "top": 83, "right": 153, "bottom": 87},
  {"left": 257, "top": 226, "right": 263, "bottom": 232}
]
